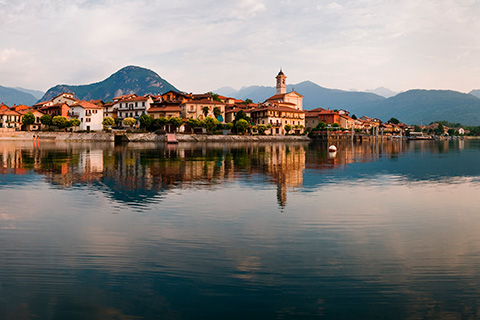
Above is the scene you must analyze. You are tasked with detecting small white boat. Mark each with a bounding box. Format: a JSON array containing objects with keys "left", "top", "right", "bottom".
[{"left": 328, "top": 145, "right": 337, "bottom": 152}]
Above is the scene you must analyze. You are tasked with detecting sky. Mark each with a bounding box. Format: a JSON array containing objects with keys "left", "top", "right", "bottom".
[{"left": 1, "top": 0, "right": 480, "bottom": 94}]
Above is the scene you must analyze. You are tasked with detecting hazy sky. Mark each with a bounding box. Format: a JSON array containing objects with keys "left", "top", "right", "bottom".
[{"left": 1, "top": 0, "right": 480, "bottom": 94}]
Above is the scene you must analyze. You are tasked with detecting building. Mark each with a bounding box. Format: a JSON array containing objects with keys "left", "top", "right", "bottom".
[
  {"left": 39, "top": 103, "right": 71, "bottom": 119},
  {"left": 51, "top": 92, "right": 79, "bottom": 106},
  {"left": 69, "top": 101, "right": 104, "bottom": 131},
  {"left": 180, "top": 99, "right": 226, "bottom": 121},
  {"left": 250, "top": 70, "right": 305, "bottom": 135},
  {"left": 305, "top": 108, "right": 356, "bottom": 130},
  {"left": 113, "top": 95, "right": 154, "bottom": 123},
  {"left": 0, "top": 109, "right": 21, "bottom": 130}
]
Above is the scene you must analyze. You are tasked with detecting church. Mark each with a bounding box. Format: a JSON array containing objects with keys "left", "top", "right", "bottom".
[{"left": 250, "top": 70, "right": 306, "bottom": 135}]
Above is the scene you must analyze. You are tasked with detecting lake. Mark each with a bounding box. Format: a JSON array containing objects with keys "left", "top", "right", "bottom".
[{"left": 1, "top": 139, "right": 480, "bottom": 319}]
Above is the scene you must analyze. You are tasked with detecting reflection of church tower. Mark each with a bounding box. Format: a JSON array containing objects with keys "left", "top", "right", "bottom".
[
  {"left": 276, "top": 69, "right": 287, "bottom": 95},
  {"left": 276, "top": 182, "right": 287, "bottom": 208}
]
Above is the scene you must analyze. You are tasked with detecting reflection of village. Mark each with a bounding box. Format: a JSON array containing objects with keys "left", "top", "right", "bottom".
[{"left": 0, "top": 140, "right": 462, "bottom": 207}]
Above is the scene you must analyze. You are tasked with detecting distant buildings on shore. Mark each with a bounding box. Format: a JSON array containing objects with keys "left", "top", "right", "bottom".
[{"left": 0, "top": 70, "right": 464, "bottom": 136}]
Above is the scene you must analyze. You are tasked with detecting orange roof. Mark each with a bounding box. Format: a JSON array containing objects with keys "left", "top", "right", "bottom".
[
  {"left": 40, "top": 103, "right": 68, "bottom": 110},
  {"left": 266, "top": 91, "right": 303, "bottom": 101},
  {"left": 18, "top": 109, "right": 45, "bottom": 115},
  {"left": 13, "top": 105, "right": 31, "bottom": 111},
  {"left": 252, "top": 105, "right": 305, "bottom": 113},
  {"left": 225, "top": 107, "right": 253, "bottom": 114},
  {"left": 0, "top": 109, "right": 21, "bottom": 116},
  {"left": 117, "top": 96, "right": 149, "bottom": 103},
  {"left": 70, "top": 101, "right": 103, "bottom": 109},
  {"left": 148, "top": 106, "right": 181, "bottom": 112},
  {"left": 113, "top": 94, "right": 137, "bottom": 101},
  {"left": 183, "top": 99, "right": 225, "bottom": 105}
]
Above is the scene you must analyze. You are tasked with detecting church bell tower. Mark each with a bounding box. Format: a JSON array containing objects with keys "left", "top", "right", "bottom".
[{"left": 276, "top": 69, "right": 287, "bottom": 95}]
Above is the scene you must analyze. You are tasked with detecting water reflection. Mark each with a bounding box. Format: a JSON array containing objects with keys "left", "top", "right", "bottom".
[
  {"left": 2, "top": 140, "right": 480, "bottom": 319},
  {"left": 2, "top": 140, "right": 480, "bottom": 209}
]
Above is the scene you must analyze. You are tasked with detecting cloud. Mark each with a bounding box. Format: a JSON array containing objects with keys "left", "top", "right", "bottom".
[{"left": 1, "top": 0, "right": 480, "bottom": 93}]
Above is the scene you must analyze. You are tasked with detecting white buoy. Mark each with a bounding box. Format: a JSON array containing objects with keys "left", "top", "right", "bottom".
[{"left": 328, "top": 145, "right": 337, "bottom": 152}]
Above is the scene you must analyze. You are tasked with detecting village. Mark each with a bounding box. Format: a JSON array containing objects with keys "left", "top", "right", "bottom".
[{"left": 0, "top": 70, "right": 467, "bottom": 138}]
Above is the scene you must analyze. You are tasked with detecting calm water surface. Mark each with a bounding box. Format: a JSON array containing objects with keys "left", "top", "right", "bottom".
[{"left": 1, "top": 139, "right": 480, "bottom": 319}]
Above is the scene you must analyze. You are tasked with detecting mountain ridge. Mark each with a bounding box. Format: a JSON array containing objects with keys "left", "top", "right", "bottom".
[
  {"left": 40, "top": 66, "right": 178, "bottom": 102},
  {"left": 0, "top": 86, "right": 38, "bottom": 106}
]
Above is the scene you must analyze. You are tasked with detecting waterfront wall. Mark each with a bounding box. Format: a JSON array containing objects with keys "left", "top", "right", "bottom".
[{"left": 0, "top": 131, "right": 311, "bottom": 143}]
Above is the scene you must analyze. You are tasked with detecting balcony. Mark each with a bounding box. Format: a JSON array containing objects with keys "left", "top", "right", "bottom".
[{"left": 270, "top": 121, "right": 282, "bottom": 127}]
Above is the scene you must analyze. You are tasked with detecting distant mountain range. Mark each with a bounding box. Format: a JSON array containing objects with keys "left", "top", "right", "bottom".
[
  {"left": 0, "top": 86, "right": 39, "bottom": 106},
  {"left": 217, "top": 84, "right": 480, "bottom": 126},
  {"left": 40, "top": 66, "right": 178, "bottom": 102},
  {"left": 3, "top": 65, "right": 480, "bottom": 126},
  {"left": 365, "top": 87, "right": 398, "bottom": 98}
]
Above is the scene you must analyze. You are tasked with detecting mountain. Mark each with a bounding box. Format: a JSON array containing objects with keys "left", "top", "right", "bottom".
[
  {"left": 215, "top": 86, "right": 238, "bottom": 97},
  {"left": 216, "top": 81, "right": 386, "bottom": 110},
  {"left": 359, "top": 90, "right": 480, "bottom": 126},
  {"left": 469, "top": 89, "right": 480, "bottom": 99},
  {"left": 0, "top": 86, "right": 38, "bottom": 106},
  {"left": 13, "top": 87, "right": 44, "bottom": 100},
  {"left": 40, "top": 66, "right": 178, "bottom": 102},
  {"left": 366, "top": 87, "right": 398, "bottom": 98}
]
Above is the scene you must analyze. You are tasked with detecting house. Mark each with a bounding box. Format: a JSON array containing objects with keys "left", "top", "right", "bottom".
[
  {"left": 0, "top": 109, "right": 21, "bottom": 130},
  {"left": 148, "top": 105, "right": 182, "bottom": 119},
  {"left": 15, "top": 107, "right": 46, "bottom": 131},
  {"left": 69, "top": 101, "right": 104, "bottom": 131},
  {"left": 40, "top": 103, "right": 70, "bottom": 118},
  {"left": 112, "top": 95, "right": 154, "bottom": 124},
  {"left": 250, "top": 70, "right": 305, "bottom": 135},
  {"left": 51, "top": 92, "right": 79, "bottom": 106},
  {"left": 251, "top": 104, "right": 305, "bottom": 135},
  {"left": 180, "top": 99, "right": 226, "bottom": 122},
  {"left": 225, "top": 106, "right": 255, "bottom": 123}
]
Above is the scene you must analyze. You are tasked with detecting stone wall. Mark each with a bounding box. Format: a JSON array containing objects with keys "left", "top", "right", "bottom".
[{"left": 0, "top": 131, "right": 311, "bottom": 143}]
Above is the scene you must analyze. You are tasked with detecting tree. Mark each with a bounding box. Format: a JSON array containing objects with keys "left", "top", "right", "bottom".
[
  {"left": 202, "top": 106, "right": 209, "bottom": 118},
  {"left": 235, "top": 119, "right": 249, "bottom": 134},
  {"left": 123, "top": 117, "right": 136, "bottom": 127},
  {"left": 139, "top": 113, "right": 152, "bottom": 129},
  {"left": 69, "top": 118, "right": 80, "bottom": 130},
  {"left": 314, "top": 121, "right": 326, "bottom": 130},
  {"left": 234, "top": 110, "right": 248, "bottom": 122},
  {"left": 413, "top": 125, "right": 422, "bottom": 132},
  {"left": 40, "top": 114, "right": 52, "bottom": 127},
  {"left": 154, "top": 117, "right": 168, "bottom": 130},
  {"left": 102, "top": 116, "right": 115, "bottom": 129},
  {"left": 257, "top": 124, "right": 267, "bottom": 135},
  {"left": 22, "top": 112, "right": 35, "bottom": 129},
  {"left": 225, "top": 122, "right": 234, "bottom": 131},
  {"left": 388, "top": 117, "right": 400, "bottom": 124},
  {"left": 186, "top": 118, "right": 201, "bottom": 129},
  {"left": 206, "top": 92, "right": 222, "bottom": 102},
  {"left": 213, "top": 107, "right": 221, "bottom": 119},
  {"left": 435, "top": 123, "right": 445, "bottom": 135},
  {"left": 168, "top": 117, "right": 183, "bottom": 131},
  {"left": 284, "top": 124, "right": 292, "bottom": 134},
  {"left": 202, "top": 116, "right": 219, "bottom": 132},
  {"left": 52, "top": 116, "right": 68, "bottom": 129},
  {"left": 242, "top": 98, "right": 253, "bottom": 105}
]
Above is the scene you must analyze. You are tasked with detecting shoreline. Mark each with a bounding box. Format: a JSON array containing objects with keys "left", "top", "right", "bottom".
[{"left": 0, "top": 131, "right": 311, "bottom": 142}]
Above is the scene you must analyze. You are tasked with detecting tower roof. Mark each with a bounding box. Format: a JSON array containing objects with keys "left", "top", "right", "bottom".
[{"left": 277, "top": 69, "right": 285, "bottom": 77}]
